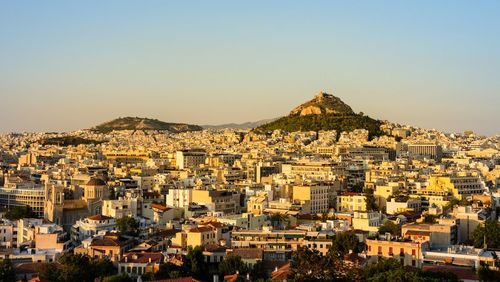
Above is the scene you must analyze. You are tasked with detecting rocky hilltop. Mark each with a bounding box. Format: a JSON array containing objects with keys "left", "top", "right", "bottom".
[
  {"left": 92, "top": 117, "right": 203, "bottom": 133},
  {"left": 255, "top": 91, "right": 383, "bottom": 138},
  {"left": 289, "top": 92, "right": 354, "bottom": 116}
]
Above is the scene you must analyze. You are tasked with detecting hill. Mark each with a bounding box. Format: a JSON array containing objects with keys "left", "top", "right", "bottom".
[
  {"left": 92, "top": 117, "right": 203, "bottom": 133},
  {"left": 202, "top": 118, "right": 278, "bottom": 130},
  {"left": 255, "top": 92, "right": 383, "bottom": 138}
]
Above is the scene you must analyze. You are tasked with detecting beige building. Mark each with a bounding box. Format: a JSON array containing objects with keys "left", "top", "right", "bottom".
[
  {"left": 191, "top": 189, "right": 240, "bottom": 214},
  {"left": 352, "top": 211, "right": 384, "bottom": 233},
  {"left": 292, "top": 185, "right": 329, "bottom": 214},
  {"left": 366, "top": 238, "right": 427, "bottom": 267},
  {"left": 402, "top": 220, "right": 458, "bottom": 247},
  {"left": 336, "top": 193, "right": 367, "bottom": 212},
  {"left": 34, "top": 224, "right": 71, "bottom": 253}
]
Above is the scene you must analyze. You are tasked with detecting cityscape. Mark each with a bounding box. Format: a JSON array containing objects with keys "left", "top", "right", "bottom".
[{"left": 1, "top": 1, "right": 500, "bottom": 282}]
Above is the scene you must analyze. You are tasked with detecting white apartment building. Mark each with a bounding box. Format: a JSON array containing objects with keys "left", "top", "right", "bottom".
[
  {"left": 72, "top": 214, "right": 117, "bottom": 243},
  {"left": 102, "top": 197, "right": 138, "bottom": 219},
  {"left": 166, "top": 187, "right": 193, "bottom": 208},
  {"left": 176, "top": 150, "right": 207, "bottom": 170}
]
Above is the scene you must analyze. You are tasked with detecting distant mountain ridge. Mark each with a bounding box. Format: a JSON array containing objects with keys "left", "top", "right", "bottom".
[
  {"left": 255, "top": 91, "right": 383, "bottom": 138},
  {"left": 92, "top": 117, "right": 202, "bottom": 133},
  {"left": 202, "top": 118, "right": 278, "bottom": 130}
]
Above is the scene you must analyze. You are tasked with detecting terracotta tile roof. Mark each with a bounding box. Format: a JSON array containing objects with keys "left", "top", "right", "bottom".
[
  {"left": 271, "top": 262, "right": 293, "bottom": 280},
  {"left": 151, "top": 203, "right": 171, "bottom": 212},
  {"left": 228, "top": 248, "right": 263, "bottom": 260},
  {"left": 223, "top": 274, "right": 239, "bottom": 282},
  {"left": 62, "top": 199, "right": 87, "bottom": 210},
  {"left": 422, "top": 265, "right": 479, "bottom": 281},
  {"left": 120, "top": 252, "right": 163, "bottom": 263},
  {"left": 201, "top": 221, "right": 224, "bottom": 228},
  {"left": 87, "top": 214, "right": 113, "bottom": 221},
  {"left": 189, "top": 226, "right": 213, "bottom": 233}
]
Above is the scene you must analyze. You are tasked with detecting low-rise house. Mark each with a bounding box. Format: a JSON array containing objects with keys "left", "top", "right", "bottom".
[
  {"left": 74, "top": 232, "right": 135, "bottom": 262},
  {"left": 118, "top": 252, "right": 163, "bottom": 277}
]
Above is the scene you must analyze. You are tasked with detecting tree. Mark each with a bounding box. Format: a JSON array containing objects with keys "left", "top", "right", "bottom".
[
  {"left": 291, "top": 246, "right": 359, "bottom": 281},
  {"left": 91, "top": 257, "right": 116, "bottom": 279},
  {"left": 270, "top": 213, "right": 290, "bottom": 230},
  {"left": 291, "top": 247, "right": 328, "bottom": 281},
  {"left": 364, "top": 258, "right": 459, "bottom": 282},
  {"left": 478, "top": 264, "right": 500, "bottom": 282},
  {"left": 423, "top": 214, "right": 438, "bottom": 224},
  {"left": 116, "top": 216, "right": 139, "bottom": 237},
  {"left": 330, "top": 231, "right": 361, "bottom": 256},
  {"left": 472, "top": 220, "right": 500, "bottom": 249},
  {"left": 378, "top": 221, "right": 401, "bottom": 236},
  {"left": 153, "top": 262, "right": 185, "bottom": 280},
  {"left": 250, "top": 260, "right": 268, "bottom": 281},
  {"left": 0, "top": 258, "right": 15, "bottom": 282},
  {"left": 37, "top": 253, "right": 117, "bottom": 282},
  {"left": 184, "top": 246, "right": 207, "bottom": 279},
  {"left": 364, "top": 188, "right": 379, "bottom": 211},
  {"left": 37, "top": 262, "right": 61, "bottom": 281},
  {"left": 218, "top": 255, "right": 249, "bottom": 276},
  {"left": 4, "top": 205, "right": 36, "bottom": 220}
]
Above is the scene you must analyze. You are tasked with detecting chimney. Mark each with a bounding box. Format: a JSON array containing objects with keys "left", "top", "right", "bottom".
[
  {"left": 125, "top": 257, "right": 128, "bottom": 262},
  {"left": 274, "top": 266, "right": 278, "bottom": 272},
  {"left": 149, "top": 257, "right": 152, "bottom": 263}
]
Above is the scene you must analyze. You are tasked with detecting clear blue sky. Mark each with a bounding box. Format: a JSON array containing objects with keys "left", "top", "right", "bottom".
[{"left": 1, "top": 1, "right": 499, "bottom": 135}]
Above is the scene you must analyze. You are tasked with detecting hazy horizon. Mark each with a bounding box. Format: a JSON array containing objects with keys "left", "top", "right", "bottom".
[{"left": 1, "top": 1, "right": 499, "bottom": 135}]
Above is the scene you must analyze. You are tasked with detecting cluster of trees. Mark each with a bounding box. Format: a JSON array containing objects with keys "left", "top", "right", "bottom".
[
  {"left": 255, "top": 113, "right": 383, "bottom": 139},
  {"left": 378, "top": 221, "right": 401, "bottom": 236},
  {"left": 4, "top": 205, "right": 36, "bottom": 221},
  {"left": 387, "top": 191, "right": 410, "bottom": 203},
  {"left": 291, "top": 231, "right": 363, "bottom": 281},
  {"left": 471, "top": 220, "right": 500, "bottom": 249},
  {"left": 37, "top": 253, "right": 115, "bottom": 282},
  {"left": 0, "top": 259, "right": 15, "bottom": 281},
  {"left": 142, "top": 246, "right": 267, "bottom": 281},
  {"left": 116, "top": 216, "right": 140, "bottom": 237},
  {"left": 364, "top": 188, "right": 379, "bottom": 211},
  {"left": 42, "top": 136, "right": 104, "bottom": 146},
  {"left": 443, "top": 198, "right": 472, "bottom": 211},
  {"left": 291, "top": 248, "right": 461, "bottom": 282}
]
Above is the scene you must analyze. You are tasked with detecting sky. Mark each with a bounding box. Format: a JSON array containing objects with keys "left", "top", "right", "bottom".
[{"left": 0, "top": 1, "right": 499, "bottom": 135}]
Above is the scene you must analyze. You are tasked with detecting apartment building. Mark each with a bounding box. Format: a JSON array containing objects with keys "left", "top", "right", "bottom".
[
  {"left": 191, "top": 189, "right": 240, "bottom": 214},
  {"left": 336, "top": 193, "right": 367, "bottom": 212},
  {"left": 292, "top": 184, "right": 329, "bottom": 214},
  {"left": 366, "top": 238, "right": 428, "bottom": 267},
  {"left": 402, "top": 220, "right": 458, "bottom": 247},
  {"left": 176, "top": 150, "right": 207, "bottom": 169},
  {"left": 0, "top": 185, "right": 45, "bottom": 217},
  {"left": 72, "top": 214, "right": 117, "bottom": 243}
]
